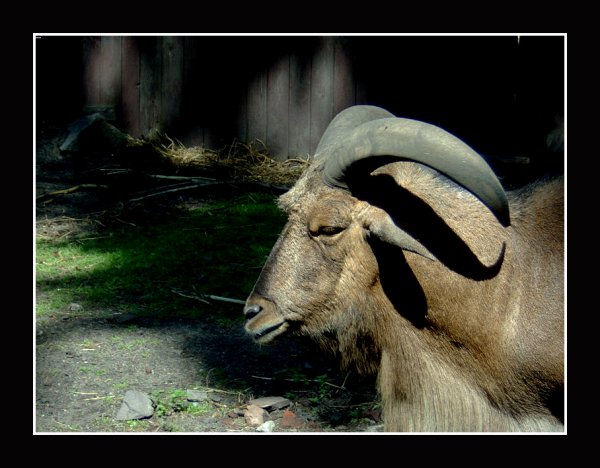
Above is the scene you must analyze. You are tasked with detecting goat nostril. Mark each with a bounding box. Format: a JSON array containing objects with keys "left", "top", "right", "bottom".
[{"left": 244, "top": 304, "right": 262, "bottom": 319}]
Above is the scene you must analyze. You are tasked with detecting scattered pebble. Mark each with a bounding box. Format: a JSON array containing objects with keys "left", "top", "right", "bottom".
[
  {"left": 244, "top": 404, "right": 268, "bottom": 426},
  {"left": 115, "top": 390, "right": 154, "bottom": 421},
  {"left": 186, "top": 390, "right": 209, "bottom": 402},
  {"left": 248, "top": 396, "right": 291, "bottom": 411},
  {"left": 256, "top": 420, "right": 276, "bottom": 432},
  {"left": 280, "top": 410, "right": 304, "bottom": 429}
]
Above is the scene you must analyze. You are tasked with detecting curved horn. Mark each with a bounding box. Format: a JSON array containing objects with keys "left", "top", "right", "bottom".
[
  {"left": 315, "top": 105, "right": 395, "bottom": 158},
  {"left": 321, "top": 113, "right": 511, "bottom": 227}
]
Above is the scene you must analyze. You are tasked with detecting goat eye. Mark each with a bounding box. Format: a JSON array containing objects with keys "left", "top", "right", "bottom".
[{"left": 316, "top": 225, "right": 345, "bottom": 236}]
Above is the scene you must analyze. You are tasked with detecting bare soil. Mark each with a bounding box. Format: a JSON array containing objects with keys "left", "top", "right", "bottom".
[{"left": 35, "top": 122, "right": 380, "bottom": 433}]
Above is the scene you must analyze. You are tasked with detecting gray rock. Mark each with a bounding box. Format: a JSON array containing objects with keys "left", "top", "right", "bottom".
[
  {"left": 115, "top": 390, "right": 154, "bottom": 421},
  {"left": 244, "top": 405, "right": 268, "bottom": 426},
  {"left": 113, "top": 313, "right": 139, "bottom": 324},
  {"left": 248, "top": 396, "right": 292, "bottom": 411},
  {"left": 186, "top": 390, "right": 209, "bottom": 402},
  {"left": 60, "top": 113, "right": 105, "bottom": 152},
  {"left": 256, "top": 420, "right": 276, "bottom": 432},
  {"left": 365, "top": 424, "right": 385, "bottom": 432}
]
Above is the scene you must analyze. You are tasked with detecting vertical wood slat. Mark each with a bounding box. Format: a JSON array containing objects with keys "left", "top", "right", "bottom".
[
  {"left": 161, "top": 36, "right": 184, "bottom": 132},
  {"left": 139, "top": 36, "right": 162, "bottom": 136},
  {"left": 333, "top": 39, "right": 355, "bottom": 116},
  {"left": 82, "top": 37, "right": 101, "bottom": 107},
  {"left": 181, "top": 36, "right": 204, "bottom": 146},
  {"left": 82, "top": 36, "right": 361, "bottom": 158},
  {"left": 310, "top": 37, "right": 335, "bottom": 154},
  {"left": 267, "top": 55, "right": 290, "bottom": 160},
  {"left": 289, "top": 51, "right": 311, "bottom": 158},
  {"left": 99, "top": 36, "right": 122, "bottom": 111},
  {"left": 247, "top": 69, "right": 268, "bottom": 146},
  {"left": 236, "top": 84, "right": 248, "bottom": 145},
  {"left": 121, "top": 36, "right": 140, "bottom": 137}
]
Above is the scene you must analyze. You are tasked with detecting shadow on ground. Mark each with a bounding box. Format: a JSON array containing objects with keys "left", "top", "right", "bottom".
[{"left": 35, "top": 124, "right": 379, "bottom": 433}]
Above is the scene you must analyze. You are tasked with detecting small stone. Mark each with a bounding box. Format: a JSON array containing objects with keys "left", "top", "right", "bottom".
[
  {"left": 256, "top": 420, "right": 276, "bottom": 432},
  {"left": 365, "top": 424, "right": 384, "bottom": 432},
  {"left": 186, "top": 390, "right": 209, "bottom": 402},
  {"left": 116, "top": 390, "right": 154, "bottom": 421},
  {"left": 248, "top": 396, "right": 292, "bottom": 411},
  {"left": 280, "top": 410, "right": 304, "bottom": 429},
  {"left": 209, "top": 393, "right": 222, "bottom": 402},
  {"left": 366, "top": 409, "right": 382, "bottom": 423},
  {"left": 113, "top": 313, "right": 139, "bottom": 324},
  {"left": 60, "top": 113, "right": 105, "bottom": 152},
  {"left": 244, "top": 405, "right": 268, "bottom": 426}
]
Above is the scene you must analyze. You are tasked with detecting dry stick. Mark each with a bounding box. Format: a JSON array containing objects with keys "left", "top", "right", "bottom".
[
  {"left": 203, "top": 294, "right": 246, "bottom": 305},
  {"left": 146, "top": 174, "right": 217, "bottom": 182},
  {"left": 171, "top": 289, "right": 245, "bottom": 305},
  {"left": 171, "top": 289, "right": 211, "bottom": 304},
  {"left": 128, "top": 182, "right": 221, "bottom": 202},
  {"left": 250, "top": 375, "right": 347, "bottom": 390},
  {"left": 36, "top": 184, "right": 109, "bottom": 199}
]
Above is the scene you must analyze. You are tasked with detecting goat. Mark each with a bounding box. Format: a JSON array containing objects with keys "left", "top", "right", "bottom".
[{"left": 243, "top": 105, "right": 564, "bottom": 432}]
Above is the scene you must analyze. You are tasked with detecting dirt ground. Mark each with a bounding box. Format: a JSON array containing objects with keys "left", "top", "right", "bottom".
[{"left": 35, "top": 122, "right": 380, "bottom": 434}]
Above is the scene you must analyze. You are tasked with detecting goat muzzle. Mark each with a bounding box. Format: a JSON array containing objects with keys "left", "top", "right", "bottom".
[{"left": 243, "top": 294, "right": 289, "bottom": 344}]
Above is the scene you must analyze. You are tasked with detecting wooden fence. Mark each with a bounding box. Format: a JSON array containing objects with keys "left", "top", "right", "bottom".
[
  {"left": 38, "top": 35, "right": 564, "bottom": 162},
  {"left": 79, "top": 36, "right": 364, "bottom": 159}
]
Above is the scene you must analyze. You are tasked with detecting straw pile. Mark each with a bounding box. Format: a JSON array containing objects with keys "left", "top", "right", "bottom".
[{"left": 153, "top": 137, "right": 311, "bottom": 187}]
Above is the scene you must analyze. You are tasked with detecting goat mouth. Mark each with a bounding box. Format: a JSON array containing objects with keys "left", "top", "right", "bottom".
[{"left": 248, "top": 320, "right": 289, "bottom": 344}]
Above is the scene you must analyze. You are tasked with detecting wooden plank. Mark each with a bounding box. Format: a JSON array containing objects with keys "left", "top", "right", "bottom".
[
  {"left": 266, "top": 55, "right": 290, "bottom": 160},
  {"left": 236, "top": 86, "right": 248, "bottom": 145},
  {"left": 333, "top": 38, "right": 355, "bottom": 115},
  {"left": 181, "top": 36, "right": 202, "bottom": 146},
  {"left": 247, "top": 67, "right": 268, "bottom": 147},
  {"left": 288, "top": 48, "right": 312, "bottom": 159},
  {"left": 99, "top": 36, "right": 122, "bottom": 112},
  {"left": 82, "top": 36, "right": 101, "bottom": 107},
  {"left": 161, "top": 36, "right": 184, "bottom": 133},
  {"left": 355, "top": 79, "right": 369, "bottom": 106},
  {"left": 310, "top": 37, "right": 335, "bottom": 154},
  {"left": 139, "top": 36, "right": 162, "bottom": 136},
  {"left": 121, "top": 36, "right": 141, "bottom": 137}
]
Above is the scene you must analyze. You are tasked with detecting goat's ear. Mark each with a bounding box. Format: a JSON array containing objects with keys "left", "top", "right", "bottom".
[
  {"left": 353, "top": 168, "right": 507, "bottom": 279},
  {"left": 362, "top": 208, "right": 437, "bottom": 262}
]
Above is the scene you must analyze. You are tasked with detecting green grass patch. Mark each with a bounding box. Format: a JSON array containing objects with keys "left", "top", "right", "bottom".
[{"left": 36, "top": 192, "right": 286, "bottom": 322}]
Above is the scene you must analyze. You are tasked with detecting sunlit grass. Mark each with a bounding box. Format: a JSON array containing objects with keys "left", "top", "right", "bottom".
[{"left": 35, "top": 193, "right": 285, "bottom": 322}]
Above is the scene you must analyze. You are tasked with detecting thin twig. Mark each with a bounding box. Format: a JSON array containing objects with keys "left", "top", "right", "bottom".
[
  {"left": 146, "top": 174, "right": 217, "bottom": 182},
  {"left": 323, "top": 402, "right": 379, "bottom": 409},
  {"left": 36, "top": 184, "right": 109, "bottom": 200},
  {"left": 171, "top": 288, "right": 245, "bottom": 305},
  {"left": 250, "top": 375, "right": 347, "bottom": 390},
  {"left": 76, "top": 236, "right": 113, "bottom": 242},
  {"left": 202, "top": 294, "right": 246, "bottom": 305},
  {"left": 128, "top": 182, "right": 221, "bottom": 202},
  {"left": 115, "top": 217, "right": 137, "bottom": 227},
  {"left": 171, "top": 288, "right": 211, "bottom": 304}
]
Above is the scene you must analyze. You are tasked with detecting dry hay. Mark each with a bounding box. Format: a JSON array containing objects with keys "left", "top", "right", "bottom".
[{"left": 155, "top": 137, "right": 311, "bottom": 187}]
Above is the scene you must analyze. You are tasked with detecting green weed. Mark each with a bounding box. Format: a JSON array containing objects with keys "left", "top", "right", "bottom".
[
  {"left": 152, "top": 388, "right": 214, "bottom": 417},
  {"left": 113, "top": 382, "right": 128, "bottom": 390},
  {"left": 36, "top": 193, "right": 285, "bottom": 322}
]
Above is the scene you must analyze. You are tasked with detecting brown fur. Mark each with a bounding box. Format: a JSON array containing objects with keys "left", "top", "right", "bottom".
[{"left": 244, "top": 161, "right": 564, "bottom": 432}]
